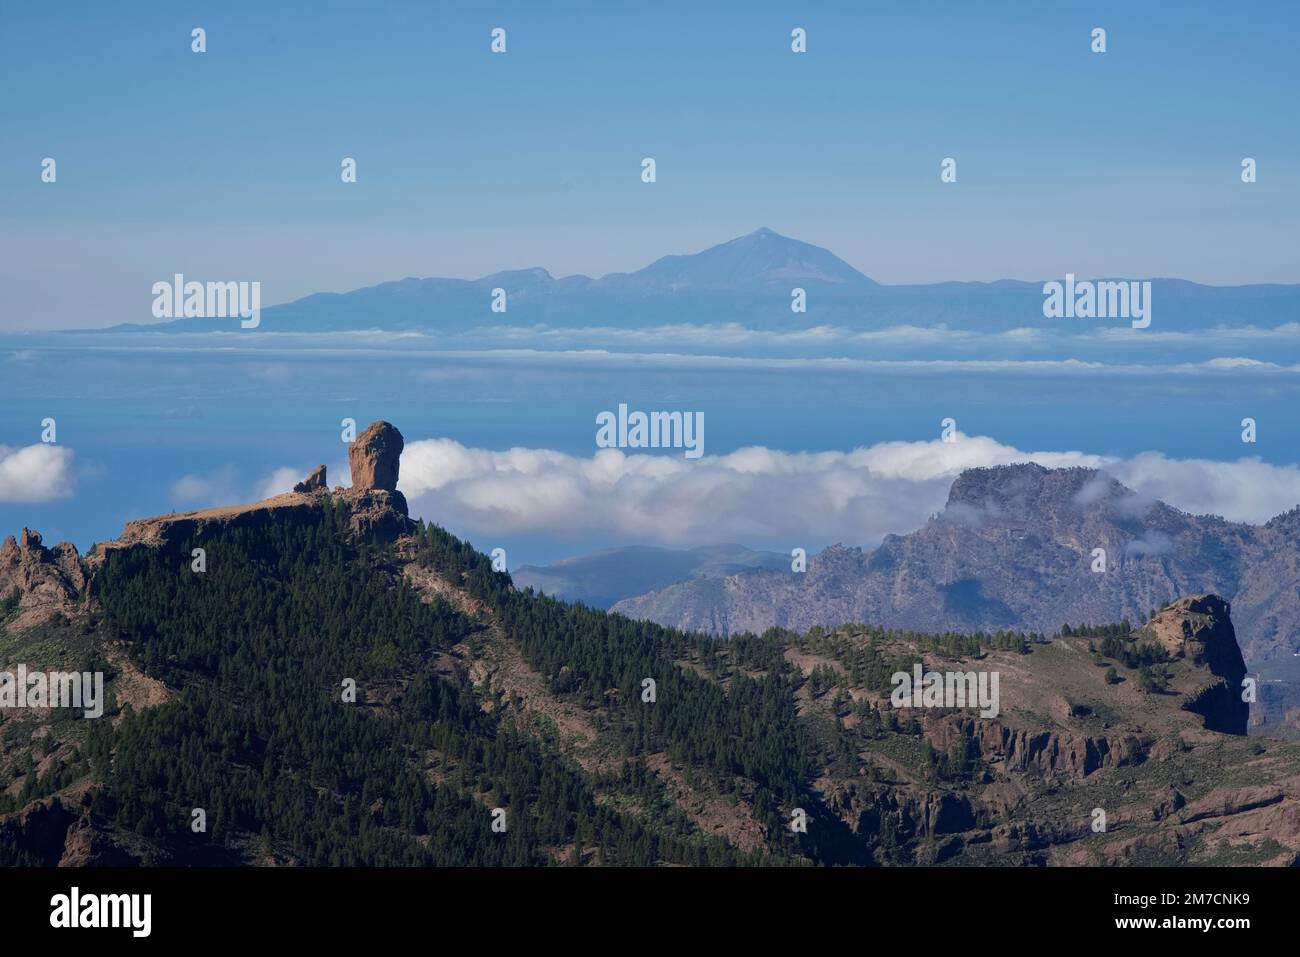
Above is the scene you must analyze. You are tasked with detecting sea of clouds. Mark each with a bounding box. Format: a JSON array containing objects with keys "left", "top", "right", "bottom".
[
  {"left": 383, "top": 432, "right": 1300, "bottom": 548},
  {"left": 20, "top": 428, "right": 1291, "bottom": 550}
]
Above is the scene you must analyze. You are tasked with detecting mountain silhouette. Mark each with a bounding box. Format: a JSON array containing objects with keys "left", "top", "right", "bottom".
[{"left": 111, "top": 229, "right": 1300, "bottom": 334}]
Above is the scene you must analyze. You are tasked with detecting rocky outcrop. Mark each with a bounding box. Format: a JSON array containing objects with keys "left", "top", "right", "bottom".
[
  {"left": 293, "top": 464, "right": 327, "bottom": 493},
  {"left": 51, "top": 542, "right": 87, "bottom": 592},
  {"left": 334, "top": 487, "right": 414, "bottom": 541},
  {"left": 0, "top": 797, "right": 79, "bottom": 866},
  {"left": 1150, "top": 595, "right": 1243, "bottom": 671},
  {"left": 1177, "top": 785, "right": 1284, "bottom": 825},
  {"left": 922, "top": 713, "right": 1149, "bottom": 780},
  {"left": 1147, "top": 595, "right": 1248, "bottom": 735},
  {"left": 0, "top": 528, "right": 84, "bottom": 627},
  {"left": 823, "top": 780, "right": 977, "bottom": 841},
  {"left": 0, "top": 796, "right": 143, "bottom": 867},
  {"left": 87, "top": 421, "right": 416, "bottom": 567},
  {"left": 57, "top": 817, "right": 142, "bottom": 867},
  {"left": 349, "top": 420, "right": 403, "bottom": 491},
  {"left": 338, "top": 420, "right": 409, "bottom": 531}
]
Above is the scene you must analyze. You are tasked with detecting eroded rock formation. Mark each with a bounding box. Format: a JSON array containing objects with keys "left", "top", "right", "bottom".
[
  {"left": 349, "top": 420, "right": 403, "bottom": 491},
  {"left": 0, "top": 528, "right": 84, "bottom": 627},
  {"left": 1149, "top": 594, "right": 1249, "bottom": 735},
  {"left": 293, "top": 464, "right": 327, "bottom": 493}
]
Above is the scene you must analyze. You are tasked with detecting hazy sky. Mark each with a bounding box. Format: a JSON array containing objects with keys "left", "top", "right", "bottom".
[{"left": 2, "top": 0, "right": 1297, "bottom": 330}]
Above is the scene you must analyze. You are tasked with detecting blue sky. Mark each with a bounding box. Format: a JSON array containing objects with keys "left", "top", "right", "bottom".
[{"left": 2, "top": 0, "right": 1297, "bottom": 329}]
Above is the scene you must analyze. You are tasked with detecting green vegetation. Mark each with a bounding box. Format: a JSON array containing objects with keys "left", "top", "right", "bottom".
[
  {"left": 1068, "top": 621, "right": 1168, "bottom": 672},
  {"left": 68, "top": 507, "right": 749, "bottom": 866},
  {"left": 412, "top": 520, "right": 860, "bottom": 863},
  {"left": 0, "top": 588, "right": 19, "bottom": 619},
  {"left": 3, "top": 509, "right": 1286, "bottom": 868}
]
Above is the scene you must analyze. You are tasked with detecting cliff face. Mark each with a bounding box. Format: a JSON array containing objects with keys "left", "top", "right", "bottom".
[
  {"left": 1147, "top": 595, "right": 1249, "bottom": 735},
  {"left": 348, "top": 420, "right": 403, "bottom": 492},
  {"left": 612, "top": 463, "right": 1299, "bottom": 666}
]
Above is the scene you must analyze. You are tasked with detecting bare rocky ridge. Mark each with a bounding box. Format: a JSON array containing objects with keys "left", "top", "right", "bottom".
[
  {"left": 87, "top": 420, "right": 415, "bottom": 563},
  {"left": 612, "top": 463, "right": 1300, "bottom": 667}
]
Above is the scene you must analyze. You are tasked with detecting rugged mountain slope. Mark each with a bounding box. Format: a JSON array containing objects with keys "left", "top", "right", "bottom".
[
  {"left": 3, "top": 424, "right": 1299, "bottom": 866},
  {"left": 798, "top": 595, "right": 1298, "bottom": 866},
  {"left": 612, "top": 464, "right": 1300, "bottom": 666}
]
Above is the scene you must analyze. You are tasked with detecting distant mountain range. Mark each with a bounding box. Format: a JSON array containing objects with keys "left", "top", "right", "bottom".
[
  {"left": 609, "top": 464, "right": 1300, "bottom": 668},
  {"left": 513, "top": 544, "right": 787, "bottom": 610},
  {"left": 116, "top": 228, "right": 1300, "bottom": 334}
]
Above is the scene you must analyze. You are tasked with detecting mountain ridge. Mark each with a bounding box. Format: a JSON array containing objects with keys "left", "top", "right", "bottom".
[
  {"left": 103, "top": 228, "right": 1300, "bottom": 334},
  {"left": 611, "top": 462, "right": 1300, "bottom": 669}
]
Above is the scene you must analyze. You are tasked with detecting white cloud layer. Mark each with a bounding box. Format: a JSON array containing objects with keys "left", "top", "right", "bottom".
[
  {"left": 0, "top": 443, "right": 76, "bottom": 503},
  {"left": 396, "top": 434, "right": 1300, "bottom": 548}
]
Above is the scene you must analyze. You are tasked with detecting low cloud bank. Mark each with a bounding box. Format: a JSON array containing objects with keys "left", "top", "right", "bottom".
[{"left": 395, "top": 434, "right": 1300, "bottom": 548}]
